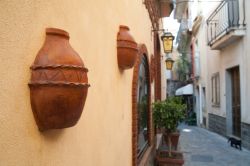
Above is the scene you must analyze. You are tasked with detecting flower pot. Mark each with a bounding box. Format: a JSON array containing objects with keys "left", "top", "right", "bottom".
[
  {"left": 117, "top": 25, "right": 138, "bottom": 69},
  {"left": 156, "top": 150, "right": 184, "bottom": 166},
  {"left": 29, "top": 28, "right": 90, "bottom": 131},
  {"left": 163, "top": 131, "right": 180, "bottom": 150}
]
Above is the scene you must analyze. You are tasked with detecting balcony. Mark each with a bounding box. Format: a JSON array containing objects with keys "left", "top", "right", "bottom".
[{"left": 207, "top": 0, "right": 246, "bottom": 50}]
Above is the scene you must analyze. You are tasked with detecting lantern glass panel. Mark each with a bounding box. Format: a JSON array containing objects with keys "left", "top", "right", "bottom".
[
  {"left": 163, "top": 37, "right": 173, "bottom": 53},
  {"left": 165, "top": 59, "right": 174, "bottom": 70}
]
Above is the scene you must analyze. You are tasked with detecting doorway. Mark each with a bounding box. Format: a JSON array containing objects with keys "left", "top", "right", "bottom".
[
  {"left": 226, "top": 66, "right": 241, "bottom": 137},
  {"left": 231, "top": 66, "right": 241, "bottom": 137}
]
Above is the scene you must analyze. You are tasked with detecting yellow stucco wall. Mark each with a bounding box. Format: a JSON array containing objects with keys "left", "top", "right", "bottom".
[{"left": 0, "top": 0, "right": 155, "bottom": 165}]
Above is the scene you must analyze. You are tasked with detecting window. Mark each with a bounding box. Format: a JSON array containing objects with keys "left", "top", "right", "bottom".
[
  {"left": 132, "top": 44, "right": 152, "bottom": 166},
  {"left": 211, "top": 73, "right": 220, "bottom": 106},
  {"left": 137, "top": 55, "right": 149, "bottom": 160}
]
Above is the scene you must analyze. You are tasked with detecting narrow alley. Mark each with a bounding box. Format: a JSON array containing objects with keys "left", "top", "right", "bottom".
[
  {"left": 2, "top": 0, "right": 250, "bottom": 165},
  {"left": 179, "top": 124, "right": 250, "bottom": 166}
]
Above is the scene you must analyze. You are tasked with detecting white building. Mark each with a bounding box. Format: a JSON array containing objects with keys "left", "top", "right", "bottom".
[{"left": 191, "top": 0, "right": 250, "bottom": 149}]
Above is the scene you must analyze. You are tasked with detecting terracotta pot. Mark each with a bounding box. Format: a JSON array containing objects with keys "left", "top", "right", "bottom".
[
  {"left": 29, "top": 28, "right": 90, "bottom": 131},
  {"left": 156, "top": 150, "right": 184, "bottom": 166},
  {"left": 159, "top": 1, "right": 174, "bottom": 18},
  {"left": 163, "top": 131, "right": 180, "bottom": 150},
  {"left": 117, "top": 25, "right": 138, "bottom": 69}
]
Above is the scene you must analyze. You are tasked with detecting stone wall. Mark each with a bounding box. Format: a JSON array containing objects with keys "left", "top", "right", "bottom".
[
  {"left": 208, "top": 113, "right": 227, "bottom": 137},
  {"left": 241, "top": 122, "right": 250, "bottom": 149},
  {"left": 0, "top": 1, "right": 155, "bottom": 165},
  {"left": 209, "top": 114, "right": 250, "bottom": 150}
]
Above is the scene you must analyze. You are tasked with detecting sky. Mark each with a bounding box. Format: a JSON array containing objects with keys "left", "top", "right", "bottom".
[
  {"left": 163, "top": 12, "right": 180, "bottom": 38},
  {"left": 162, "top": 12, "right": 179, "bottom": 77},
  {"left": 163, "top": 12, "right": 180, "bottom": 46}
]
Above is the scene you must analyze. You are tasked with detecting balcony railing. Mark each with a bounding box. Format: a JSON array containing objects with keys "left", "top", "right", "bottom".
[{"left": 207, "top": 0, "right": 246, "bottom": 47}]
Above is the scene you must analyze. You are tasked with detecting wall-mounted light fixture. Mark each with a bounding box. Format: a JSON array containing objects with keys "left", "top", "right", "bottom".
[
  {"left": 161, "top": 32, "right": 175, "bottom": 53},
  {"left": 165, "top": 55, "right": 174, "bottom": 70},
  {"left": 161, "top": 31, "right": 175, "bottom": 70}
]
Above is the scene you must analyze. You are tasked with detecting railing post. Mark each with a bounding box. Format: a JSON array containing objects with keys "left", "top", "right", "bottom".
[
  {"left": 227, "top": 0, "right": 231, "bottom": 29},
  {"left": 236, "top": 0, "right": 240, "bottom": 27},
  {"left": 243, "top": 0, "right": 246, "bottom": 26}
]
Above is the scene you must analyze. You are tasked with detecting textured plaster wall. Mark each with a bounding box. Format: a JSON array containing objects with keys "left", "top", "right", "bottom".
[
  {"left": 0, "top": 0, "right": 154, "bottom": 166},
  {"left": 193, "top": 2, "right": 221, "bottom": 125},
  {"left": 205, "top": 1, "right": 250, "bottom": 124},
  {"left": 220, "top": 41, "right": 242, "bottom": 118},
  {"left": 242, "top": 0, "right": 250, "bottom": 123},
  {"left": 198, "top": 25, "right": 221, "bottom": 117},
  {"left": 198, "top": 0, "right": 250, "bottom": 124}
]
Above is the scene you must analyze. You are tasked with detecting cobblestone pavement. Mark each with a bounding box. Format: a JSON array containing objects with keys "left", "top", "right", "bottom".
[{"left": 179, "top": 124, "right": 250, "bottom": 166}]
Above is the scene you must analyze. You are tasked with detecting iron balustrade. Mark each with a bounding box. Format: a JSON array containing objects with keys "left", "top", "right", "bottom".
[{"left": 207, "top": 0, "right": 246, "bottom": 46}]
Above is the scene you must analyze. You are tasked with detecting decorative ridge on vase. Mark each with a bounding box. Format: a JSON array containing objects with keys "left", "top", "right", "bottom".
[
  {"left": 117, "top": 41, "right": 138, "bottom": 50},
  {"left": 29, "top": 81, "right": 90, "bottom": 87},
  {"left": 30, "top": 64, "right": 89, "bottom": 72}
]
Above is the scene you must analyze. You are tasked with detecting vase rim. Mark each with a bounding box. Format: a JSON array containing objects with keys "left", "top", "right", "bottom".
[
  {"left": 46, "top": 28, "right": 70, "bottom": 39},
  {"left": 119, "top": 25, "right": 129, "bottom": 30}
]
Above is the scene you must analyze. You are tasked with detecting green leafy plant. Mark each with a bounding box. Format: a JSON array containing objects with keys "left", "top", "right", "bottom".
[
  {"left": 174, "top": 54, "right": 191, "bottom": 81},
  {"left": 153, "top": 96, "right": 186, "bottom": 157},
  {"left": 153, "top": 96, "right": 186, "bottom": 132}
]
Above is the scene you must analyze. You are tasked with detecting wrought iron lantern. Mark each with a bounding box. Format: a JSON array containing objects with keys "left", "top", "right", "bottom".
[
  {"left": 165, "top": 56, "right": 174, "bottom": 70},
  {"left": 161, "top": 32, "right": 175, "bottom": 53}
]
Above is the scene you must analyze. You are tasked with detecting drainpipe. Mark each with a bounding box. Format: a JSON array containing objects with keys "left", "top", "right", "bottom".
[
  {"left": 199, "top": 84, "right": 203, "bottom": 125},
  {"left": 191, "top": 39, "right": 195, "bottom": 80}
]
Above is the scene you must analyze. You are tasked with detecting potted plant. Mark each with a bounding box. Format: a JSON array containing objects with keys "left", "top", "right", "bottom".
[{"left": 153, "top": 96, "right": 186, "bottom": 166}]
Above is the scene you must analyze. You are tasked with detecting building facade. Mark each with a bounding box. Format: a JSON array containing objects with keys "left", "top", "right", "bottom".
[
  {"left": 0, "top": 0, "right": 172, "bottom": 165},
  {"left": 191, "top": 0, "right": 250, "bottom": 149}
]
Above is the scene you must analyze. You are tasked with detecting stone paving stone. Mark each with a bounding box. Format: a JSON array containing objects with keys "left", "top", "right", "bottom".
[
  {"left": 178, "top": 124, "right": 250, "bottom": 166},
  {"left": 191, "top": 155, "right": 213, "bottom": 162}
]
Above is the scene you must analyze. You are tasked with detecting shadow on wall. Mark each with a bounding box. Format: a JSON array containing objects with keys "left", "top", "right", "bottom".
[{"left": 40, "top": 129, "right": 66, "bottom": 142}]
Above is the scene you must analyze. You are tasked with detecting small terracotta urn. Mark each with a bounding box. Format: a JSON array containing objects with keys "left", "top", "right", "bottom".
[
  {"left": 117, "top": 25, "right": 138, "bottom": 69},
  {"left": 29, "top": 28, "right": 90, "bottom": 131}
]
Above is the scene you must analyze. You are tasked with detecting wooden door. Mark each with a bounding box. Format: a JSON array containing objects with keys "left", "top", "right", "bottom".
[{"left": 231, "top": 67, "right": 241, "bottom": 137}]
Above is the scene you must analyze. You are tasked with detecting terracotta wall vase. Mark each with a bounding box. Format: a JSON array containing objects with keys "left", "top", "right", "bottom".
[
  {"left": 29, "top": 28, "right": 90, "bottom": 131},
  {"left": 159, "top": 0, "right": 174, "bottom": 18},
  {"left": 117, "top": 25, "right": 138, "bottom": 69}
]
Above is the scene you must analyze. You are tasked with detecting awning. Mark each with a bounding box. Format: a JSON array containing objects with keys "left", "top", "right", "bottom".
[{"left": 175, "top": 84, "right": 193, "bottom": 96}]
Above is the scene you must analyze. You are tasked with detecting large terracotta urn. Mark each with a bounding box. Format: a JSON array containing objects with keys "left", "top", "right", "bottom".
[
  {"left": 29, "top": 28, "right": 90, "bottom": 131},
  {"left": 117, "top": 25, "right": 138, "bottom": 69}
]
